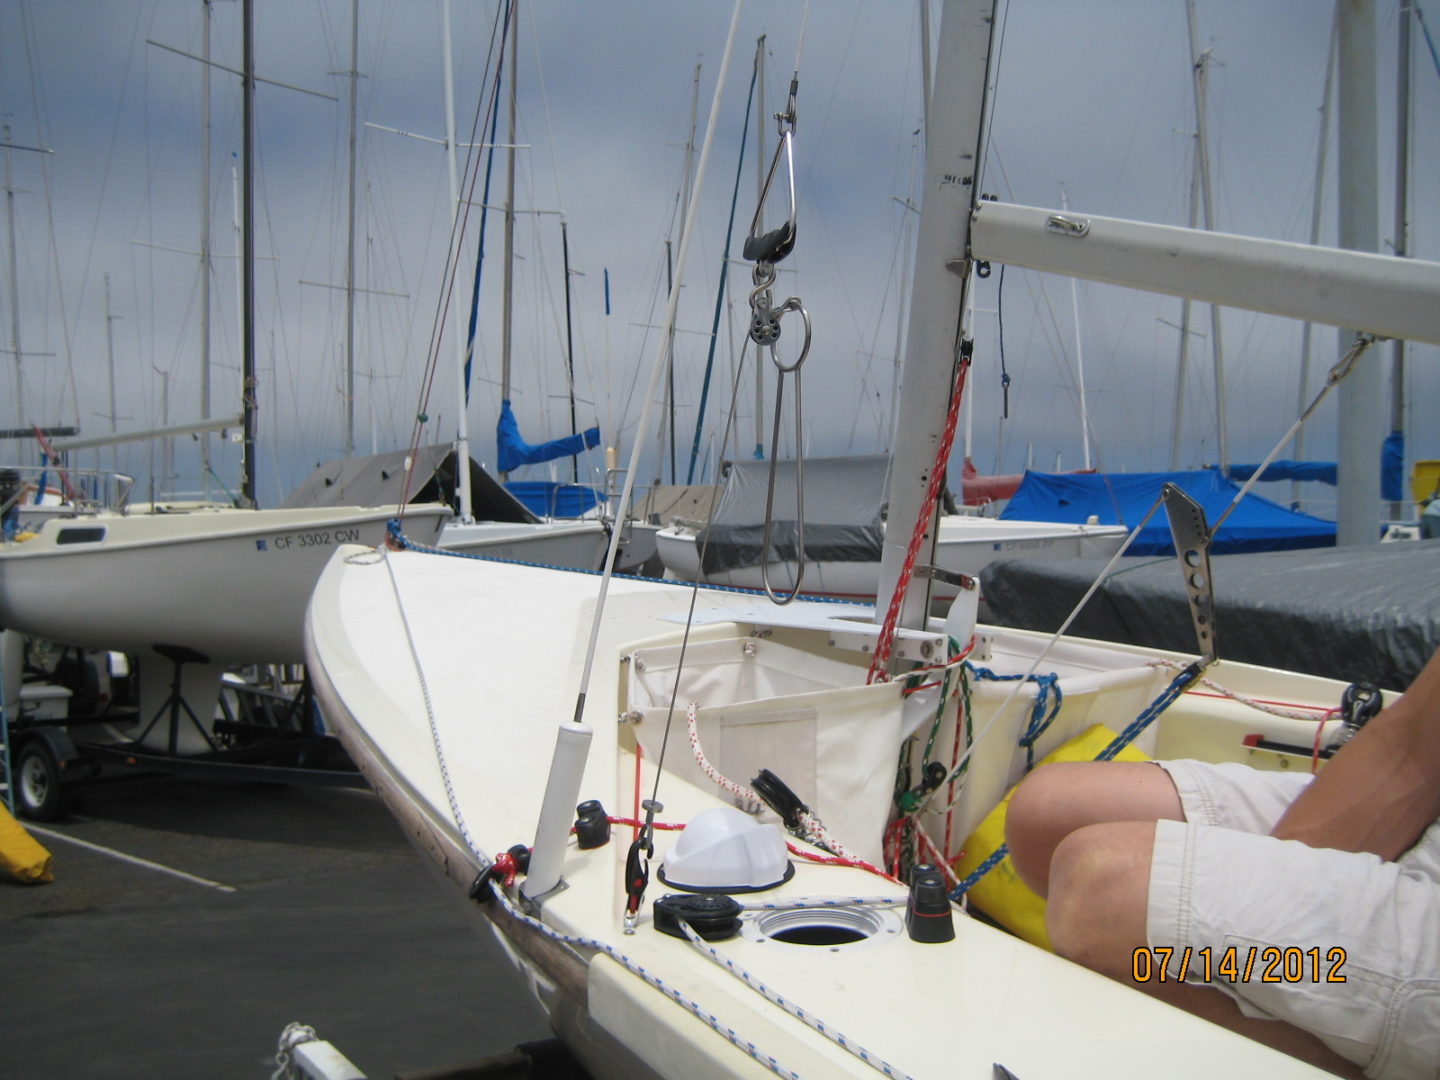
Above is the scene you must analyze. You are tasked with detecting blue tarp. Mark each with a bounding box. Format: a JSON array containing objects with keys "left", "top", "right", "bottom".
[
  {"left": 505, "top": 481, "right": 601, "bottom": 518},
  {"left": 1227, "top": 434, "right": 1405, "bottom": 501},
  {"left": 1225, "top": 459, "right": 1337, "bottom": 485},
  {"left": 496, "top": 399, "right": 600, "bottom": 475},
  {"left": 1000, "top": 468, "right": 1336, "bottom": 555},
  {"left": 1382, "top": 430, "right": 1405, "bottom": 502}
]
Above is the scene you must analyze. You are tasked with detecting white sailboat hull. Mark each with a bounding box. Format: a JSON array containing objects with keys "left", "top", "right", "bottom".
[
  {"left": 655, "top": 515, "right": 1130, "bottom": 604},
  {"left": 0, "top": 504, "right": 449, "bottom": 664},
  {"left": 438, "top": 518, "right": 609, "bottom": 571},
  {"left": 307, "top": 542, "right": 1346, "bottom": 1079}
]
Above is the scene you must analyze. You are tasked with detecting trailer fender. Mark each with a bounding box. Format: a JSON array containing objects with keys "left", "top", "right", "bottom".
[{"left": 20, "top": 725, "right": 81, "bottom": 768}]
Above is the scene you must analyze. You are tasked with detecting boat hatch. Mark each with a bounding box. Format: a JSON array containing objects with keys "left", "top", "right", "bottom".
[
  {"left": 55, "top": 526, "right": 107, "bottom": 545},
  {"left": 740, "top": 904, "right": 902, "bottom": 950}
]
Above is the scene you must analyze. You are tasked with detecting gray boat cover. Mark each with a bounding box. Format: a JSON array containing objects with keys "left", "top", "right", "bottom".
[
  {"left": 982, "top": 539, "right": 1440, "bottom": 691},
  {"left": 697, "top": 455, "right": 889, "bottom": 574},
  {"left": 280, "top": 444, "right": 537, "bottom": 524}
]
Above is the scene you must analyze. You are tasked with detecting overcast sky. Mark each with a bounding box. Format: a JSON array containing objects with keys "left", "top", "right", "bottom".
[{"left": 2, "top": 0, "right": 1435, "bottom": 514}]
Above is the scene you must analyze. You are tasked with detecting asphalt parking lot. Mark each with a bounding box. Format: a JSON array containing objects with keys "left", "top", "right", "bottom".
[{"left": 0, "top": 772, "right": 558, "bottom": 1079}]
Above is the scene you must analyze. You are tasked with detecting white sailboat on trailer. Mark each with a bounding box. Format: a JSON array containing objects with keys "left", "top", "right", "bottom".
[
  {"left": 305, "top": 3, "right": 1440, "bottom": 1078},
  {"left": 0, "top": 0, "right": 451, "bottom": 753}
]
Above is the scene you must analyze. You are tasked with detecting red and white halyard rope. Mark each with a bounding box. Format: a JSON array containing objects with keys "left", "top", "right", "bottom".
[
  {"left": 685, "top": 702, "right": 892, "bottom": 876},
  {"left": 866, "top": 357, "right": 970, "bottom": 684}
]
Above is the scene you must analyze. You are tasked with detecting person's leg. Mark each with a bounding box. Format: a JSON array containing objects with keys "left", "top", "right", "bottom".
[
  {"left": 1006, "top": 760, "right": 1184, "bottom": 898},
  {"left": 1045, "top": 821, "right": 1365, "bottom": 1078}
]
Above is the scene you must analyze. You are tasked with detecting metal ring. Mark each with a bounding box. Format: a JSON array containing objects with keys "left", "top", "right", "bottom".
[{"left": 767, "top": 299, "right": 811, "bottom": 373}]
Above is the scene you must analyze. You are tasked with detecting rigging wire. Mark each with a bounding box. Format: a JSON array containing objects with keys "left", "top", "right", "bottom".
[
  {"left": 915, "top": 333, "right": 1381, "bottom": 819},
  {"left": 684, "top": 54, "right": 760, "bottom": 485},
  {"left": 570, "top": 0, "right": 746, "bottom": 730},
  {"left": 1417, "top": 0, "right": 1440, "bottom": 78},
  {"left": 368, "top": 533, "right": 900, "bottom": 1080},
  {"left": 15, "top": 3, "right": 81, "bottom": 433},
  {"left": 397, "top": 0, "right": 506, "bottom": 511},
  {"left": 646, "top": 342, "right": 758, "bottom": 807}
]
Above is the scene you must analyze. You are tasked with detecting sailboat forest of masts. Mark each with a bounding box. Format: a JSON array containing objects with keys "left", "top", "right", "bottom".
[{"left": 306, "top": 2, "right": 1440, "bottom": 1078}]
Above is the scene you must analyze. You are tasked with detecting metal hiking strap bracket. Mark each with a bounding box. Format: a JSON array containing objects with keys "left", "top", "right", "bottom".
[
  {"left": 1162, "top": 483, "right": 1218, "bottom": 667},
  {"left": 914, "top": 565, "right": 977, "bottom": 591}
]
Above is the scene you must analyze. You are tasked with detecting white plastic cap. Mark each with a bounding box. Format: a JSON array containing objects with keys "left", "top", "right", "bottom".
[{"left": 659, "top": 807, "right": 792, "bottom": 892}]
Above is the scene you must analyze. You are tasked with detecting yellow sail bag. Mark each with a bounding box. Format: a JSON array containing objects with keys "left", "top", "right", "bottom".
[{"left": 954, "top": 723, "right": 1148, "bottom": 951}]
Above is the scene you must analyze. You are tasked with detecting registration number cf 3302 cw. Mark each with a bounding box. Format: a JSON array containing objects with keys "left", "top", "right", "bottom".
[{"left": 258, "top": 527, "right": 363, "bottom": 552}]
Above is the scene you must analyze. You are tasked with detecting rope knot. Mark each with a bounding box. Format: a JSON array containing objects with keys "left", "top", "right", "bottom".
[{"left": 968, "top": 665, "right": 1064, "bottom": 771}]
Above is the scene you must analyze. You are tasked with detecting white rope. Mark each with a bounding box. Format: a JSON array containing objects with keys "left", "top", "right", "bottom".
[
  {"left": 270, "top": 1022, "right": 320, "bottom": 1080},
  {"left": 1147, "top": 658, "right": 1342, "bottom": 721},
  {"left": 487, "top": 879, "right": 918, "bottom": 1080},
  {"left": 791, "top": 2, "right": 810, "bottom": 75}
]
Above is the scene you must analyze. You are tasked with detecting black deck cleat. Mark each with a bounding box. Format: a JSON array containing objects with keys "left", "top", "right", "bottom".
[
  {"left": 906, "top": 864, "right": 956, "bottom": 943},
  {"left": 653, "top": 893, "right": 744, "bottom": 942},
  {"left": 574, "top": 799, "right": 611, "bottom": 850}
]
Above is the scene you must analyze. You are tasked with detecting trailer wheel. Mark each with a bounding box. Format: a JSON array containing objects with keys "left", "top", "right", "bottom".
[{"left": 16, "top": 740, "right": 68, "bottom": 822}]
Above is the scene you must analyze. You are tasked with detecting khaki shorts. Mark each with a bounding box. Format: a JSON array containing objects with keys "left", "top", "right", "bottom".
[{"left": 1148, "top": 759, "right": 1440, "bottom": 1080}]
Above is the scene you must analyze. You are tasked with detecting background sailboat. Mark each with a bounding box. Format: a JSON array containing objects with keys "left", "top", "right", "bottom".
[
  {"left": 387, "top": 0, "right": 613, "bottom": 572},
  {"left": 654, "top": 454, "right": 1127, "bottom": 607},
  {"left": 0, "top": 0, "right": 451, "bottom": 754}
]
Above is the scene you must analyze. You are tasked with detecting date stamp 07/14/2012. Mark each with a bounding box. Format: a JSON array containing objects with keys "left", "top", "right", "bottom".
[{"left": 1132, "top": 945, "right": 1348, "bottom": 985}]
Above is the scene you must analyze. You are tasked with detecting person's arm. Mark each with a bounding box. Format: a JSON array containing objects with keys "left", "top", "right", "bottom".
[{"left": 1270, "top": 646, "right": 1440, "bottom": 859}]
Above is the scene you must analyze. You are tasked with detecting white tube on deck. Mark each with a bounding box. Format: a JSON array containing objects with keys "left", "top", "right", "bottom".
[{"left": 523, "top": 721, "right": 593, "bottom": 900}]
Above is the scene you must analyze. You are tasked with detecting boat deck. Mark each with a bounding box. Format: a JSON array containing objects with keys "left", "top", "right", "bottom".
[{"left": 0, "top": 774, "right": 581, "bottom": 1079}]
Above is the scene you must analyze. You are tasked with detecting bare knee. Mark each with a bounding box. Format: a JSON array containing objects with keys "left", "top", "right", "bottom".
[
  {"left": 1045, "top": 821, "right": 1155, "bottom": 977},
  {"left": 1006, "top": 761, "right": 1183, "bottom": 899},
  {"left": 1006, "top": 762, "right": 1079, "bottom": 897}
]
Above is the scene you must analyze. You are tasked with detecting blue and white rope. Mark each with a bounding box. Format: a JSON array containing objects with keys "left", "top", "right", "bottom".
[
  {"left": 359, "top": 532, "right": 900, "bottom": 1079},
  {"left": 487, "top": 882, "right": 805, "bottom": 1080},
  {"left": 1094, "top": 663, "right": 1201, "bottom": 762},
  {"left": 351, "top": 542, "right": 492, "bottom": 867},
  {"left": 738, "top": 896, "right": 904, "bottom": 911},
  {"left": 677, "top": 920, "right": 918, "bottom": 1080}
]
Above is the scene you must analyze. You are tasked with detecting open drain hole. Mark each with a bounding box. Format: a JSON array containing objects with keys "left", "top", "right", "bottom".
[
  {"left": 744, "top": 905, "right": 899, "bottom": 949},
  {"left": 770, "top": 924, "right": 868, "bottom": 946}
]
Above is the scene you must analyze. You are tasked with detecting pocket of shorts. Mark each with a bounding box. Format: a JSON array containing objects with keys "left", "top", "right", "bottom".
[
  {"left": 1220, "top": 934, "right": 1397, "bottom": 1071},
  {"left": 1368, "top": 978, "right": 1440, "bottom": 1080}
]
